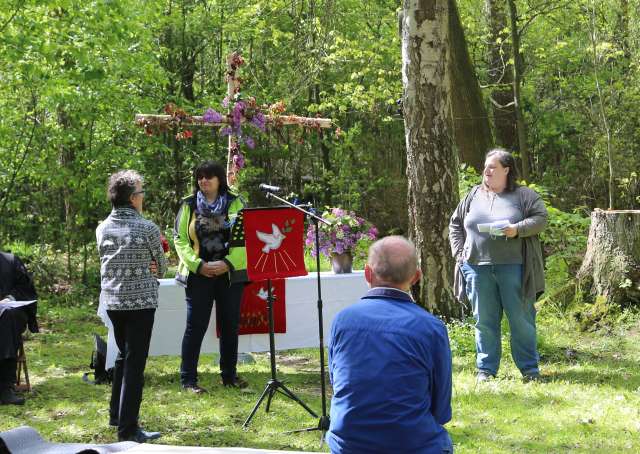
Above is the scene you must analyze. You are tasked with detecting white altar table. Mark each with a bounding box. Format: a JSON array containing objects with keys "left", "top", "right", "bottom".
[{"left": 100, "top": 272, "right": 367, "bottom": 369}]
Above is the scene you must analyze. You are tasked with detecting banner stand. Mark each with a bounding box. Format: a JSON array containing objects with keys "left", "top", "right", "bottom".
[
  {"left": 255, "top": 193, "right": 333, "bottom": 446},
  {"left": 242, "top": 206, "right": 317, "bottom": 428}
]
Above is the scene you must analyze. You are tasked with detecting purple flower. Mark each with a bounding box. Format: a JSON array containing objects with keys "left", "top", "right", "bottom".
[
  {"left": 233, "top": 152, "right": 245, "bottom": 169},
  {"left": 222, "top": 97, "right": 230, "bottom": 108},
  {"left": 245, "top": 136, "right": 255, "bottom": 149},
  {"left": 203, "top": 108, "right": 224, "bottom": 123},
  {"left": 220, "top": 126, "right": 232, "bottom": 137},
  {"left": 231, "top": 102, "right": 244, "bottom": 131},
  {"left": 251, "top": 112, "right": 266, "bottom": 132},
  {"left": 305, "top": 207, "right": 379, "bottom": 259}
]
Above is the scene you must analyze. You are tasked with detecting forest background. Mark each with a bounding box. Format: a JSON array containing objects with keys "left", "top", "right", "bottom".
[{"left": 0, "top": 0, "right": 638, "bottom": 310}]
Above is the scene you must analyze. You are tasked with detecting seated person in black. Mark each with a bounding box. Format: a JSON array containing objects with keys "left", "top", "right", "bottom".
[{"left": 0, "top": 251, "right": 38, "bottom": 405}]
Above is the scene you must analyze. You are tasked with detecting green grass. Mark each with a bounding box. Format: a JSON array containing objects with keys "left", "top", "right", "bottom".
[{"left": 2, "top": 301, "right": 640, "bottom": 452}]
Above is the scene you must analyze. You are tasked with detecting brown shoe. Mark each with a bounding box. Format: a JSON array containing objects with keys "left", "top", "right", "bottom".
[
  {"left": 222, "top": 375, "right": 249, "bottom": 389},
  {"left": 182, "top": 384, "right": 208, "bottom": 394}
]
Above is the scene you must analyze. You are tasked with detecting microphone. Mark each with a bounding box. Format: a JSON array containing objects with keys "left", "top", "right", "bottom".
[{"left": 259, "top": 183, "right": 282, "bottom": 193}]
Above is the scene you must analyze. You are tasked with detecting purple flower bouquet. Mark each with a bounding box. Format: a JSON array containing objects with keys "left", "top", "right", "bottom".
[{"left": 305, "top": 207, "right": 378, "bottom": 260}]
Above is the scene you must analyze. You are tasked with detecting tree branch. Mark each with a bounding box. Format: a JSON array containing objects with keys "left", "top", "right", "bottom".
[
  {"left": 0, "top": 0, "right": 24, "bottom": 34},
  {"left": 0, "top": 113, "right": 37, "bottom": 218}
]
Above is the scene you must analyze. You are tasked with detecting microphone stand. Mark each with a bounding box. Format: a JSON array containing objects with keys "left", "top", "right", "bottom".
[{"left": 262, "top": 191, "right": 332, "bottom": 444}]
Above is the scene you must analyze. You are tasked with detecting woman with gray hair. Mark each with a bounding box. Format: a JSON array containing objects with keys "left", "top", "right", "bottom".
[
  {"left": 449, "top": 149, "right": 547, "bottom": 383},
  {"left": 96, "top": 170, "right": 167, "bottom": 443}
]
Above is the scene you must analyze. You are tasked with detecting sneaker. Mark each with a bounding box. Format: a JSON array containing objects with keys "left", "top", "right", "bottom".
[
  {"left": 182, "top": 384, "right": 208, "bottom": 394},
  {"left": 476, "top": 371, "right": 495, "bottom": 383},
  {"left": 222, "top": 375, "right": 249, "bottom": 389}
]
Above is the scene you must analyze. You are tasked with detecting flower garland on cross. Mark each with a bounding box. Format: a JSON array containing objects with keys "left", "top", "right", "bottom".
[{"left": 135, "top": 52, "right": 336, "bottom": 187}]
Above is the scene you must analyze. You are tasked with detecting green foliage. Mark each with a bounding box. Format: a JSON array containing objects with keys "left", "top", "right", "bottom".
[
  {"left": 573, "top": 294, "right": 621, "bottom": 332},
  {"left": 0, "top": 0, "right": 407, "bottom": 256},
  {"left": 447, "top": 318, "right": 476, "bottom": 357},
  {"left": 0, "top": 0, "right": 637, "bottom": 309},
  {"left": 458, "top": 164, "right": 482, "bottom": 198}
]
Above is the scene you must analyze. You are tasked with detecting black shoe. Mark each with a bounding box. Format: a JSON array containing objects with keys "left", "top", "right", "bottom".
[
  {"left": 222, "top": 375, "right": 249, "bottom": 389},
  {"left": 119, "top": 428, "right": 161, "bottom": 443},
  {"left": 182, "top": 383, "right": 208, "bottom": 394},
  {"left": 522, "top": 372, "right": 541, "bottom": 383},
  {"left": 0, "top": 387, "right": 25, "bottom": 406}
]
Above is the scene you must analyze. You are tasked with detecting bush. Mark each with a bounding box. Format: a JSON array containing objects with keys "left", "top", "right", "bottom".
[{"left": 2, "top": 240, "right": 101, "bottom": 306}]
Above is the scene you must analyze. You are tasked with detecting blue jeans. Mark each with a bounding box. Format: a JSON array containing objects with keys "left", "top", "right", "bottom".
[{"left": 460, "top": 263, "right": 539, "bottom": 376}]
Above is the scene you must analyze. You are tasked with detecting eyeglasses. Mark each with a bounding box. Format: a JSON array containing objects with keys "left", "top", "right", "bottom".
[{"left": 197, "top": 175, "right": 217, "bottom": 180}]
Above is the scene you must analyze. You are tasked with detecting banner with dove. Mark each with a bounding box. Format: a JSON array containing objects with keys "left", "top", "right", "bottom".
[
  {"left": 243, "top": 207, "right": 307, "bottom": 281},
  {"left": 240, "top": 279, "right": 286, "bottom": 334}
]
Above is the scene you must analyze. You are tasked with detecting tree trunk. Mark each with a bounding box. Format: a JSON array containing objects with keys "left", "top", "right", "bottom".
[
  {"left": 484, "top": 0, "right": 517, "bottom": 151},
  {"left": 448, "top": 0, "right": 493, "bottom": 171},
  {"left": 616, "top": 0, "right": 630, "bottom": 59},
  {"left": 401, "top": 0, "right": 461, "bottom": 319},
  {"left": 506, "top": 0, "right": 530, "bottom": 181},
  {"left": 577, "top": 210, "right": 640, "bottom": 310}
]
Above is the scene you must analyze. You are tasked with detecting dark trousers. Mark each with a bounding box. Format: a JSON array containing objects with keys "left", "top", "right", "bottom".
[
  {"left": 107, "top": 308, "right": 155, "bottom": 439},
  {"left": 0, "top": 359, "right": 17, "bottom": 390},
  {"left": 0, "top": 309, "right": 27, "bottom": 391},
  {"left": 180, "top": 273, "right": 244, "bottom": 385}
]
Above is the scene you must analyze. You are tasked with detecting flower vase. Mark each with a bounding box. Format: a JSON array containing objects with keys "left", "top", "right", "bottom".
[{"left": 331, "top": 252, "right": 353, "bottom": 274}]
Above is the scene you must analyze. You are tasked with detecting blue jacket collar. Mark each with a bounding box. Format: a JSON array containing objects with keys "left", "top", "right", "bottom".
[{"left": 363, "top": 286, "right": 414, "bottom": 302}]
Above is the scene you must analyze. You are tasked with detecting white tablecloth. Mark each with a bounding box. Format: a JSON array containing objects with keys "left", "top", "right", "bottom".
[{"left": 99, "top": 272, "right": 367, "bottom": 369}]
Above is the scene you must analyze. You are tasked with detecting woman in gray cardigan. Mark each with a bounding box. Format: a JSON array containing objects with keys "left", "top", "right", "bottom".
[
  {"left": 449, "top": 149, "right": 547, "bottom": 383},
  {"left": 97, "top": 170, "right": 167, "bottom": 443}
]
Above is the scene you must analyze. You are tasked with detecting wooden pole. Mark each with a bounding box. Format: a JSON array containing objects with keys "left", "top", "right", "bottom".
[
  {"left": 134, "top": 114, "right": 332, "bottom": 130},
  {"left": 226, "top": 52, "right": 241, "bottom": 186}
]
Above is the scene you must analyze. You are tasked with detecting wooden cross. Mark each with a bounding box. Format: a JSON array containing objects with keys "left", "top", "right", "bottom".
[{"left": 135, "top": 52, "right": 332, "bottom": 186}]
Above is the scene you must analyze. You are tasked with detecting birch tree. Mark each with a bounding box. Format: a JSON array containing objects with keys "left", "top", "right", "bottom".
[{"left": 401, "top": 0, "right": 461, "bottom": 319}]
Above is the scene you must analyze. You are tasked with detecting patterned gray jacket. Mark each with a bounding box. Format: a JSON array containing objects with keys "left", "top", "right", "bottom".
[{"left": 96, "top": 207, "right": 168, "bottom": 311}]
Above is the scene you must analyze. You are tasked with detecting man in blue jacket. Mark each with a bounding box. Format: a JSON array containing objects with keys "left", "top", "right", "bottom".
[{"left": 327, "top": 236, "right": 453, "bottom": 454}]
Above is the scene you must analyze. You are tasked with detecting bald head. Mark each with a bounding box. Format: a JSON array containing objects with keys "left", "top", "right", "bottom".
[{"left": 366, "top": 236, "right": 420, "bottom": 290}]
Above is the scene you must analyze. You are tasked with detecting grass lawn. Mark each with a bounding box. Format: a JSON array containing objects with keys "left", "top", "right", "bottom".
[{"left": 1, "top": 300, "right": 639, "bottom": 452}]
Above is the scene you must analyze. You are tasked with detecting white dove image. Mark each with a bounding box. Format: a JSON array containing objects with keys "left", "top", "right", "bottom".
[
  {"left": 256, "top": 287, "right": 276, "bottom": 300},
  {"left": 256, "top": 223, "right": 286, "bottom": 253}
]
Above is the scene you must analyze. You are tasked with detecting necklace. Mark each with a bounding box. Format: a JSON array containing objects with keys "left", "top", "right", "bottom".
[{"left": 484, "top": 189, "right": 497, "bottom": 212}]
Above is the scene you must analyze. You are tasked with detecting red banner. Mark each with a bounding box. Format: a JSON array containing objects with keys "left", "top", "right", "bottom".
[
  {"left": 243, "top": 207, "right": 308, "bottom": 281},
  {"left": 241, "top": 279, "right": 286, "bottom": 334},
  {"left": 216, "top": 280, "right": 286, "bottom": 336}
]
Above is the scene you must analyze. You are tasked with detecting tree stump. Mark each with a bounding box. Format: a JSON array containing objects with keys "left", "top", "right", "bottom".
[{"left": 577, "top": 209, "right": 640, "bottom": 308}]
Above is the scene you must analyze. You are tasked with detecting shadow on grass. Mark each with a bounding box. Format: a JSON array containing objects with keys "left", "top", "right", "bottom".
[
  {"left": 12, "top": 369, "right": 327, "bottom": 450},
  {"left": 538, "top": 345, "right": 640, "bottom": 391}
]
